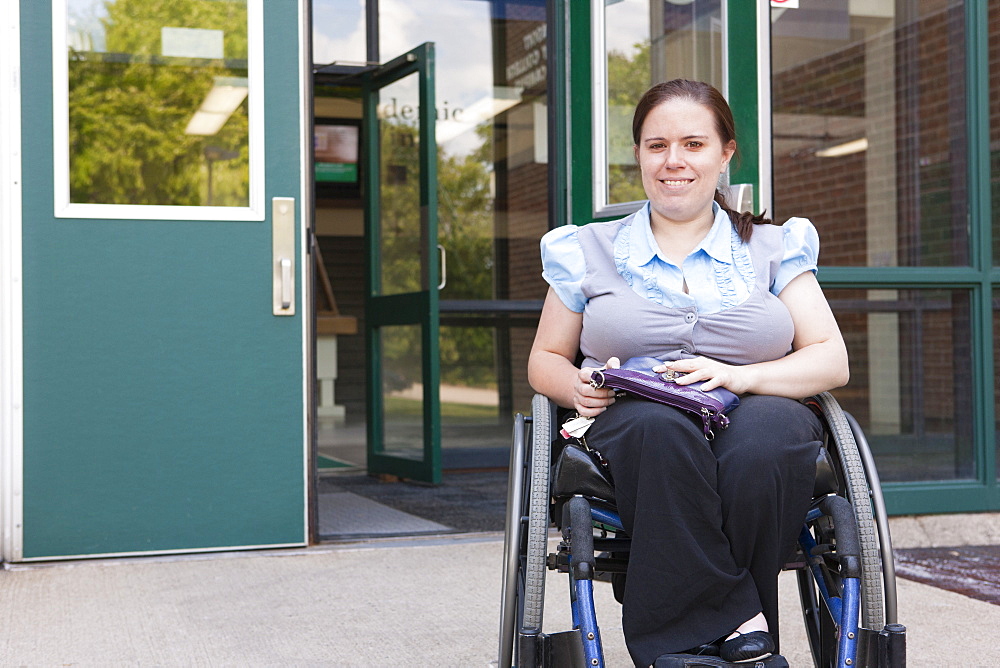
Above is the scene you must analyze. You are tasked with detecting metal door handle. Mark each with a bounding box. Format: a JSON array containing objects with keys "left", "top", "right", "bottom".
[
  {"left": 437, "top": 244, "right": 447, "bottom": 290},
  {"left": 280, "top": 258, "right": 292, "bottom": 308},
  {"left": 272, "top": 197, "right": 295, "bottom": 315}
]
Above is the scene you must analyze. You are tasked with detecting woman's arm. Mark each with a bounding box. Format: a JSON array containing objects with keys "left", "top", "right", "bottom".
[
  {"left": 528, "top": 288, "right": 617, "bottom": 417},
  {"left": 658, "top": 272, "right": 849, "bottom": 399}
]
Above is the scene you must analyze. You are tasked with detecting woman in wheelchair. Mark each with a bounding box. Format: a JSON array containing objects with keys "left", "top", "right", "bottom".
[{"left": 527, "top": 79, "right": 849, "bottom": 667}]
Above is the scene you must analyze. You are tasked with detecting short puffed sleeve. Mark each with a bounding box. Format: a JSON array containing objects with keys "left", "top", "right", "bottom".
[
  {"left": 540, "top": 225, "right": 587, "bottom": 313},
  {"left": 771, "top": 217, "right": 819, "bottom": 295}
]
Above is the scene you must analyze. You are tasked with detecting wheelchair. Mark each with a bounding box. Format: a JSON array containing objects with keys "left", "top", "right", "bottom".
[{"left": 499, "top": 392, "right": 907, "bottom": 668}]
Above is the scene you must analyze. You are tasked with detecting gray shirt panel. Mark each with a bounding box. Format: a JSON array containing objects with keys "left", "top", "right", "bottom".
[{"left": 577, "top": 213, "right": 795, "bottom": 368}]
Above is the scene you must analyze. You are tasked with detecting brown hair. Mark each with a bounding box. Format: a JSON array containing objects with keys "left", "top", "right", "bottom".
[{"left": 632, "top": 79, "right": 771, "bottom": 241}]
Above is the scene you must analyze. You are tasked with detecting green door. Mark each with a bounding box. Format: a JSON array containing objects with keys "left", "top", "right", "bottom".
[
  {"left": 18, "top": 1, "right": 308, "bottom": 559},
  {"left": 363, "top": 44, "right": 442, "bottom": 484}
]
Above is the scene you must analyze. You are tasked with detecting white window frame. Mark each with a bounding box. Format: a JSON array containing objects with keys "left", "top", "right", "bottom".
[{"left": 51, "top": 0, "right": 265, "bottom": 221}]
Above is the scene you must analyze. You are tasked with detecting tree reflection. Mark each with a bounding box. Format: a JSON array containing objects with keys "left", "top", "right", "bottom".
[
  {"left": 68, "top": 0, "right": 249, "bottom": 206},
  {"left": 378, "top": 119, "right": 496, "bottom": 390}
]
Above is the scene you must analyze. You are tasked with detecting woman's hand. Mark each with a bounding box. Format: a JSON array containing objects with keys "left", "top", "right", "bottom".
[
  {"left": 574, "top": 357, "right": 620, "bottom": 417},
  {"left": 653, "top": 357, "right": 752, "bottom": 395}
]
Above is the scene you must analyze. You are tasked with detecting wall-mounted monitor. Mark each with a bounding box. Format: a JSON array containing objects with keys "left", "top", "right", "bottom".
[{"left": 314, "top": 118, "right": 361, "bottom": 197}]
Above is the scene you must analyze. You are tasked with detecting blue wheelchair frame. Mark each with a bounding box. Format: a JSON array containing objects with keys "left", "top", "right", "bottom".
[{"left": 499, "top": 393, "right": 907, "bottom": 668}]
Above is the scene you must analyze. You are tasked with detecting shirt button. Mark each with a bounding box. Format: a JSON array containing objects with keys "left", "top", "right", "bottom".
[{"left": 684, "top": 312, "right": 697, "bottom": 324}]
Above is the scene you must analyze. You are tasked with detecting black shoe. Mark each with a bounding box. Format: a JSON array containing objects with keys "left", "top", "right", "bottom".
[
  {"left": 679, "top": 642, "right": 720, "bottom": 656},
  {"left": 719, "top": 630, "right": 774, "bottom": 663}
]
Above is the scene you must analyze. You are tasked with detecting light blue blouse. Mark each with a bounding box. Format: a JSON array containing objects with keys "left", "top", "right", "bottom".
[{"left": 541, "top": 202, "right": 819, "bottom": 314}]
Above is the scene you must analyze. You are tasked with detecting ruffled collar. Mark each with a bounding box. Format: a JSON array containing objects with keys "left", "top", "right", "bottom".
[{"left": 629, "top": 201, "right": 734, "bottom": 267}]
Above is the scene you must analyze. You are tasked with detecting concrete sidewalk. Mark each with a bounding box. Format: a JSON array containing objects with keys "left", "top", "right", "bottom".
[{"left": 1, "top": 515, "right": 999, "bottom": 667}]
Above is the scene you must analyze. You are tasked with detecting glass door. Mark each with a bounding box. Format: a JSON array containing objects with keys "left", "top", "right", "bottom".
[{"left": 363, "top": 43, "right": 442, "bottom": 484}]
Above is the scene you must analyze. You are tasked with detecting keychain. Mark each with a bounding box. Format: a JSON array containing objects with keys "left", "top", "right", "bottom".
[{"left": 560, "top": 414, "right": 595, "bottom": 439}]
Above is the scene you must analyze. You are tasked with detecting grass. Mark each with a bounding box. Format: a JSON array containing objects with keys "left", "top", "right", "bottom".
[{"left": 384, "top": 396, "right": 499, "bottom": 420}]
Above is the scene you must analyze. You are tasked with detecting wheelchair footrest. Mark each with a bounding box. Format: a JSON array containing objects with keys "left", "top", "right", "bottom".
[{"left": 654, "top": 654, "right": 788, "bottom": 668}]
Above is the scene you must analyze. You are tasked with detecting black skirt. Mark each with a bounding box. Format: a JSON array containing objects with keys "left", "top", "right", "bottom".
[{"left": 586, "top": 394, "right": 822, "bottom": 667}]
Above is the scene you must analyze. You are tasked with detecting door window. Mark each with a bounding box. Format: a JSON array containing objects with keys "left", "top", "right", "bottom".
[
  {"left": 594, "top": 0, "right": 724, "bottom": 216},
  {"left": 56, "top": 0, "right": 263, "bottom": 219}
]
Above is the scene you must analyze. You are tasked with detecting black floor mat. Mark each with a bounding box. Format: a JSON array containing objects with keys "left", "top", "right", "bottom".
[{"left": 318, "top": 470, "right": 510, "bottom": 534}]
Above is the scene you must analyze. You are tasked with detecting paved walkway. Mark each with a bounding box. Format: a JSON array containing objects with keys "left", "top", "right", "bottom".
[{"left": 1, "top": 515, "right": 998, "bottom": 666}]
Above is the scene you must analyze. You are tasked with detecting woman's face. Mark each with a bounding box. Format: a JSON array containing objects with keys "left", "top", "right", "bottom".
[{"left": 634, "top": 97, "right": 736, "bottom": 227}]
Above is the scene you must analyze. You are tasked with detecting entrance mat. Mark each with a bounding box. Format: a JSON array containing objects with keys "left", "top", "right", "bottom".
[
  {"left": 318, "top": 470, "right": 509, "bottom": 535},
  {"left": 318, "top": 491, "right": 451, "bottom": 538},
  {"left": 895, "top": 545, "right": 1000, "bottom": 605}
]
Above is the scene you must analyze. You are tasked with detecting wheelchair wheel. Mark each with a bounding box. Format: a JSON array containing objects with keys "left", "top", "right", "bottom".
[
  {"left": 498, "top": 394, "right": 553, "bottom": 667},
  {"left": 814, "top": 391, "right": 884, "bottom": 629}
]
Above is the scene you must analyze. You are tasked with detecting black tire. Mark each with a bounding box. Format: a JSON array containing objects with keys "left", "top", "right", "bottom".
[
  {"left": 498, "top": 412, "right": 527, "bottom": 667},
  {"left": 521, "top": 393, "right": 553, "bottom": 632},
  {"left": 498, "top": 395, "right": 554, "bottom": 667},
  {"left": 814, "top": 392, "right": 885, "bottom": 629}
]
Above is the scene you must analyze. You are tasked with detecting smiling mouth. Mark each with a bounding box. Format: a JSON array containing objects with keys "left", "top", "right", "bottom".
[{"left": 659, "top": 179, "right": 693, "bottom": 186}]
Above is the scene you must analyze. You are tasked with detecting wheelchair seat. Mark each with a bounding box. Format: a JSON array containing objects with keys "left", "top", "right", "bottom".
[{"left": 550, "top": 433, "right": 840, "bottom": 513}]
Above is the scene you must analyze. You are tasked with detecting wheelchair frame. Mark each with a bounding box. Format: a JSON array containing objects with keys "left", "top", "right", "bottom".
[{"left": 499, "top": 393, "right": 907, "bottom": 668}]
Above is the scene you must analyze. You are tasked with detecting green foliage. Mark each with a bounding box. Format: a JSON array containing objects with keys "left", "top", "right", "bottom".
[
  {"left": 68, "top": 0, "right": 249, "bottom": 206},
  {"left": 606, "top": 41, "right": 651, "bottom": 205},
  {"left": 607, "top": 40, "right": 651, "bottom": 108}
]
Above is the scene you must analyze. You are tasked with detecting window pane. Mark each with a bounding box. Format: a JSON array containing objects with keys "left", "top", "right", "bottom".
[
  {"left": 313, "top": 0, "right": 367, "bottom": 65},
  {"left": 771, "top": 1, "right": 968, "bottom": 267},
  {"left": 828, "top": 288, "right": 975, "bottom": 482},
  {"left": 439, "top": 322, "right": 537, "bottom": 467},
  {"left": 994, "top": 290, "right": 1000, "bottom": 481},
  {"left": 380, "top": 324, "right": 423, "bottom": 458},
  {"left": 66, "top": 0, "right": 250, "bottom": 207},
  {"left": 376, "top": 73, "right": 423, "bottom": 296},
  {"left": 990, "top": 0, "right": 1000, "bottom": 264},
  {"left": 603, "top": 0, "right": 724, "bottom": 208}
]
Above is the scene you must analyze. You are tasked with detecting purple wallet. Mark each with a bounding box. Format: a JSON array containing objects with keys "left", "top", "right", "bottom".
[{"left": 590, "top": 356, "right": 739, "bottom": 439}]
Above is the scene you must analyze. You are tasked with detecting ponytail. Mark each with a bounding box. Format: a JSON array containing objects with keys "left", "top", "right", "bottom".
[{"left": 713, "top": 190, "right": 772, "bottom": 243}]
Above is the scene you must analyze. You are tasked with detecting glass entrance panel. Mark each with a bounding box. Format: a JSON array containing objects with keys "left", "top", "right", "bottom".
[
  {"left": 828, "top": 288, "right": 975, "bottom": 483},
  {"left": 991, "top": 0, "right": 1000, "bottom": 264},
  {"left": 598, "top": 0, "right": 724, "bottom": 211},
  {"left": 770, "top": 0, "right": 969, "bottom": 267},
  {"left": 375, "top": 1, "right": 552, "bottom": 464},
  {"left": 379, "top": 325, "right": 424, "bottom": 459},
  {"left": 995, "top": 290, "right": 1000, "bottom": 482},
  {"left": 375, "top": 75, "right": 424, "bottom": 297}
]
